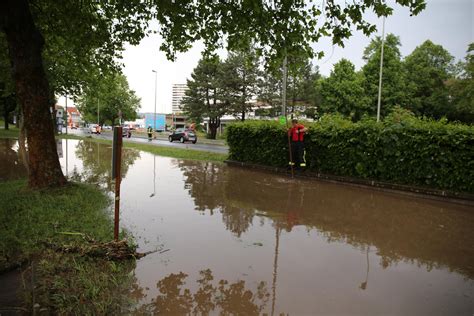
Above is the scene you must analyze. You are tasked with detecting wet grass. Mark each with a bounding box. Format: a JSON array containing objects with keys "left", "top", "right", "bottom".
[
  {"left": 0, "top": 124, "right": 20, "bottom": 138},
  {"left": 0, "top": 180, "right": 137, "bottom": 313},
  {"left": 61, "top": 133, "right": 227, "bottom": 162}
]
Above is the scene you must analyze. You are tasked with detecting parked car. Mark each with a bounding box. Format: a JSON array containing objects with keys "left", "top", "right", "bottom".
[
  {"left": 168, "top": 128, "right": 197, "bottom": 144},
  {"left": 122, "top": 127, "right": 132, "bottom": 138}
]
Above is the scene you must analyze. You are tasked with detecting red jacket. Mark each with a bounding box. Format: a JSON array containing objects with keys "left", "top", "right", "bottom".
[{"left": 288, "top": 124, "right": 305, "bottom": 142}]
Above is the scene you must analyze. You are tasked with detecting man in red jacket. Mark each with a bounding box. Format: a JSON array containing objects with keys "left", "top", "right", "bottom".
[{"left": 288, "top": 119, "right": 307, "bottom": 169}]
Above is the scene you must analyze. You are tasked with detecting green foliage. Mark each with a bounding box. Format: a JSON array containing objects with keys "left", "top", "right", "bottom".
[
  {"left": 182, "top": 56, "right": 227, "bottom": 139},
  {"left": 226, "top": 114, "right": 474, "bottom": 192},
  {"left": 362, "top": 34, "right": 407, "bottom": 116},
  {"left": 221, "top": 49, "right": 260, "bottom": 121},
  {"left": 76, "top": 73, "right": 140, "bottom": 125},
  {"left": 319, "top": 59, "right": 369, "bottom": 120},
  {"left": 0, "top": 180, "right": 111, "bottom": 269},
  {"left": 227, "top": 120, "right": 288, "bottom": 167},
  {"left": 446, "top": 43, "right": 474, "bottom": 123},
  {"left": 404, "top": 40, "right": 455, "bottom": 118},
  {"left": 0, "top": 179, "right": 138, "bottom": 313}
]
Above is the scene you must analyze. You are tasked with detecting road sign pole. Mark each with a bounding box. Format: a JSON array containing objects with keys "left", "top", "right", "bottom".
[
  {"left": 112, "top": 126, "right": 123, "bottom": 241},
  {"left": 282, "top": 54, "right": 294, "bottom": 178}
]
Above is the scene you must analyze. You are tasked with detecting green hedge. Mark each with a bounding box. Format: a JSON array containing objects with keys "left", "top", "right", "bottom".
[{"left": 226, "top": 113, "right": 474, "bottom": 193}]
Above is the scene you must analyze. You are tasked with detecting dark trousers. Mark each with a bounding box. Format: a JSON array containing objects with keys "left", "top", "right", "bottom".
[{"left": 290, "top": 141, "right": 305, "bottom": 167}]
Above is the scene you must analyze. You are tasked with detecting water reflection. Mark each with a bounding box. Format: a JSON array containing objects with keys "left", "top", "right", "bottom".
[
  {"left": 70, "top": 139, "right": 140, "bottom": 190},
  {"left": 133, "top": 269, "right": 270, "bottom": 315},
  {"left": 0, "top": 138, "right": 28, "bottom": 181},
  {"left": 178, "top": 160, "right": 474, "bottom": 280}
]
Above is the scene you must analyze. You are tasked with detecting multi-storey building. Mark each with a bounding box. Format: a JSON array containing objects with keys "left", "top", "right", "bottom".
[{"left": 171, "top": 83, "right": 188, "bottom": 114}]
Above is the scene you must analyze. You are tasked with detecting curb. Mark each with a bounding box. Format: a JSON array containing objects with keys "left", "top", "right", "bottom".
[{"left": 224, "top": 160, "right": 474, "bottom": 207}]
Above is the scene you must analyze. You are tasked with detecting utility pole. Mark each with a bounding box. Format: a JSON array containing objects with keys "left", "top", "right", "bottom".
[
  {"left": 282, "top": 55, "right": 287, "bottom": 118},
  {"left": 65, "top": 94, "right": 68, "bottom": 134},
  {"left": 152, "top": 69, "right": 157, "bottom": 139},
  {"left": 97, "top": 99, "right": 100, "bottom": 126},
  {"left": 376, "top": 15, "right": 386, "bottom": 122},
  {"left": 282, "top": 54, "right": 294, "bottom": 178}
]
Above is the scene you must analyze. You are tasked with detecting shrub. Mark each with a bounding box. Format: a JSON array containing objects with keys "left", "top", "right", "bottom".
[{"left": 226, "top": 114, "right": 474, "bottom": 193}]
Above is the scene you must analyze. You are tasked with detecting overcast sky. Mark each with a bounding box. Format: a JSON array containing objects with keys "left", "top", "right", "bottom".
[{"left": 59, "top": 0, "right": 472, "bottom": 114}]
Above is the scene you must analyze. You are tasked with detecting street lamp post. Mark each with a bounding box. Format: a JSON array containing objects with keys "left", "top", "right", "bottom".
[
  {"left": 376, "top": 15, "right": 386, "bottom": 122},
  {"left": 65, "top": 94, "right": 68, "bottom": 135},
  {"left": 152, "top": 69, "right": 157, "bottom": 139},
  {"left": 97, "top": 99, "right": 100, "bottom": 126}
]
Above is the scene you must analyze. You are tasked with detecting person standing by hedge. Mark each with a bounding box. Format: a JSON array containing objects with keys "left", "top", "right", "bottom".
[{"left": 288, "top": 119, "right": 307, "bottom": 169}]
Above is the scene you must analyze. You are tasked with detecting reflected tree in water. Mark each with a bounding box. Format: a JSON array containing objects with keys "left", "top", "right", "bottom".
[
  {"left": 180, "top": 161, "right": 474, "bottom": 279},
  {"left": 134, "top": 269, "right": 270, "bottom": 315},
  {"left": 178, "top": 161, "right": 256, "bottom": 237},
  {"left": 0, "top": 139, "right": 28, "bottom": 180},
  {"left": 71, "top": 140, "right": 140, "bottom": 190}
]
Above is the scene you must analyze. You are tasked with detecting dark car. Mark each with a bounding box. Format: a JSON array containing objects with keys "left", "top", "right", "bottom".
[
  {"left": 168, "top": 128, "right": 197, "bottom": 144},
  {"left": 122, "top": 127, "right": 132, "bottom": 138}
]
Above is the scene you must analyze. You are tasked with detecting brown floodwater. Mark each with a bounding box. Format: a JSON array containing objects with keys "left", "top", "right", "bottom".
[{"left": 1, "top": 138, "right": 473, "bottom": 315}]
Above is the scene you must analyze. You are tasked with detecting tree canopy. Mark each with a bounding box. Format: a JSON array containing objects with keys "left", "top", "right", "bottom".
[
  {"left": 362, "top": 34, "right": 407, "bottom": 116},
  {"left": 76, "top": 73, "right": 140, "bottom": 126},
  {"left": 404, "top": 40, "right": 455, "bottom": 118},
  {"left": 319, "top": 59, "right": 368, "bottom": 120},
  {"left": 182, "top": 56, "right": 227, "bottom": 139}
]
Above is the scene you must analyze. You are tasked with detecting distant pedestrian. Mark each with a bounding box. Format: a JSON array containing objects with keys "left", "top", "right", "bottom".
[
  {"left": 147, "top": 125, "right": 153, "bottom": 141},
  {"left": 288, "top": 119, "right": 307, "bottom": 169}
]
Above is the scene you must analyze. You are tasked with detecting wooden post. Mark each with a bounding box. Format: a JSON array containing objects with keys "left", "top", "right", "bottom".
[{"left": 112, "top": 126, "right": 123, "bottom": 241}]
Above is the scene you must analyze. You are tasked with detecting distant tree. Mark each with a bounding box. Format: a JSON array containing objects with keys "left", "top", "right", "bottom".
[
  {"left": 446, "top": 43, "right": 474, "bottom": 123},
  {"left": 221, "top": 49, "right": 260, "bottom": 121},
  {"left": 319, "top": 59, "right": 369, "bottom": 120},
  {"left": 182, "top": 57, "right": 227, "bottom": 139},
  {"left": 257, "top": 55, "right": 321, "bottom": 119},
  {"left": 76, "top": 73, "right": 140, "bottom": 126},
  {"left": 404, "top": 40, "right": 454, "bottom": 118},
  {"left": 362, "top": 34, "right": 407, "bottom": 117},
  {"left": 0, "top": 84, "right": 16, "bottom": 130},
  {"left": 257, "top": 67, "right": 282, "bottom": 117},
  {"left": 287, "top": 56, "right": 321, "bottom": 118}
]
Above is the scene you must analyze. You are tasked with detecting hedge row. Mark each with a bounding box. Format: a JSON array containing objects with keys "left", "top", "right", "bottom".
[{"left": 226, "top": 113, "right": 474, "bottom": 193}]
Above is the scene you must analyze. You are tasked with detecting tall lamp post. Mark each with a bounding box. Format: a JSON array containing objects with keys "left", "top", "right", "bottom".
[
  {"left": 65, "top": 94, "right": 68, "bottom": 135},
  {"left": 97, "top": 99, "right": 100, "bottom": 126},
  {"left": 376, "top": 15, "right": 386, "bottom": 122},
  {"left": 152, "top": 69, "right": 157, "bottom": 139}
]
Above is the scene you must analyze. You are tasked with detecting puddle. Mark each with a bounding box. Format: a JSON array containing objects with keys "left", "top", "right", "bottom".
[{"left": 1, "top": 138, "right": 473, "bottom": 315}]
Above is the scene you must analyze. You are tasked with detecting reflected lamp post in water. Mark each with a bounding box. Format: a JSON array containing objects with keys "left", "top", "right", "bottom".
[
  {"left": 150, "top": 155, "right": 156, "bottom": 198},
  {"left": 271, "top": 226, "right": 280, "bottom": 316},
  {"left": 359, "top": 245, "right": 370, "bottom": 290}
]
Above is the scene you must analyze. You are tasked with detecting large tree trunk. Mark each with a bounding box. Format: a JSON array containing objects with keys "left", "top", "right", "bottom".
[
  {"left": 1, "top": 0, "right": 66, "bottom": 188},
  {"left": 3, "top": 111, "right": 9, "bottom": 130},
  {"left": 208, "top": 117, "right": 220, "bottom": 140}
]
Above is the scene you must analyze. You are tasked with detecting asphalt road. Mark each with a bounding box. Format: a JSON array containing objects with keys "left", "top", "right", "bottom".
[{"left": 69, "top": 128, "right": 229, "bottom": 154}]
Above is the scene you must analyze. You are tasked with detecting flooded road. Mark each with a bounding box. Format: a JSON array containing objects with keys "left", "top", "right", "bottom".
[{"left": 1, "top": 138, "right": 474, "bottom": 315}]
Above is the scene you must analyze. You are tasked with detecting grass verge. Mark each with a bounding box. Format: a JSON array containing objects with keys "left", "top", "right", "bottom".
[
  {"left": 0, "top": 180, "right": 137, "bottom": 313},
  {"left": 61, "top": 134, "right": 227, "bottom": 162},
  {"left": 0, "top": 128, "right": 227, "bottom": 162},
  {"left": 0, "top": 125, "right": 20, "bottom": 138}
]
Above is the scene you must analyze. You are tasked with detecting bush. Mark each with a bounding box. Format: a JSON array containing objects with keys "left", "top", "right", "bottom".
[{"left": 226, "top": 114, "right": 474, "bottom": 193}]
